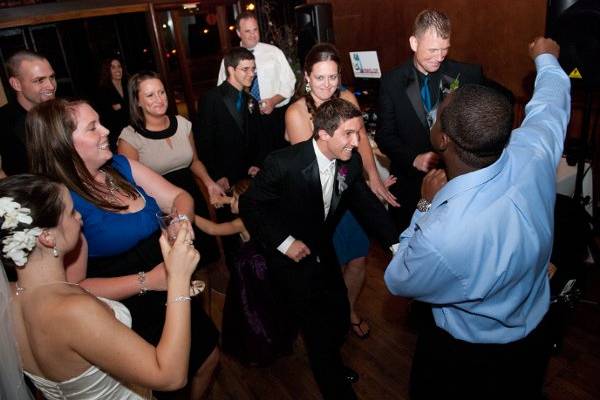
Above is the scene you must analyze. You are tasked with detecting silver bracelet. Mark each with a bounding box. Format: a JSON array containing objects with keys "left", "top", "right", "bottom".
[
  {"left": 137, "top": 271, "right": 148, "bottom": 295},
  {"left": 165, "top": 295, "right": 192, "bottom": 305}
]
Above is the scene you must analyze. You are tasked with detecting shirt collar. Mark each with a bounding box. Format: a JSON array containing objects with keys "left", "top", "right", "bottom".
[
  {"left": 431, "top": 150, "right": 508, "bottom": 210},
  {"left": 312, "top": 139, "right": 336, "bottom": 173}
]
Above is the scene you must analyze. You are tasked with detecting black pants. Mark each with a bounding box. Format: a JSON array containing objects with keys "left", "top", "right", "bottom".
[
  {"left": 410, "top": 310, "right": 551, "bottom": 400},
  {"left": 272, "top": 260, "right": 357, "bottom": 400}
]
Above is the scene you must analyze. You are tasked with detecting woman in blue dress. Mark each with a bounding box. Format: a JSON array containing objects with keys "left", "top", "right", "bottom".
[
  {"left": 26, "top": 98, "right": 219, "bottom": 400},
  {"left": 285, "top": 43, "right": 399, "bottom": 338}
]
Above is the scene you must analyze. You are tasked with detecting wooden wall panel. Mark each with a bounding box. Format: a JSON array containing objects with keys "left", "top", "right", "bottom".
[{"left": 308, "top": 0, "right": 547, "bottom": 99}]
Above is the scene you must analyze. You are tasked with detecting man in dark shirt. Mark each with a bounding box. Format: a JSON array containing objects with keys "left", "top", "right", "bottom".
[
  {"left": 196, "top": 47, "right": 260, "bottom": 191},
  {"left": 0, "top": 50, "right": 57, "bottom": 175}
]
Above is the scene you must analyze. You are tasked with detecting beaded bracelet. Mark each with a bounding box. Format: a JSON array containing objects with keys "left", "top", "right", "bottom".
[
  {"left": 165, "top": 296, "right": 192, "bottom": 305},
  {"left": 137, "top": 271, "right": 148, "bottom": 295}
]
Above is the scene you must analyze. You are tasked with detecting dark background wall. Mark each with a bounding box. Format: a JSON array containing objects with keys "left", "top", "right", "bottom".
[{"left": 308, "top": 0, "right": 547, "bottom": 99}]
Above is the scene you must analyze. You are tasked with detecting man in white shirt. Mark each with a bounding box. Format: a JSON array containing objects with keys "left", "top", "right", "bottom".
[
  {"left": 240, "top": 98, "right": 398, "bottom": 399},
  {"left": 217, "top": 11, "right": 296, "bottom": 160}
]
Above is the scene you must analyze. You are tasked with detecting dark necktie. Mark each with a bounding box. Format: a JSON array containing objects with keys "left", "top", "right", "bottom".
[
  {"left": 235, "top": 91, "right": 243, "bottom": 112},
  {"left": 248, "top": 48, "right": 261, "bottom": 101},
  {"left": 421, "top": 75, "right": 432, "bottom": 112}
]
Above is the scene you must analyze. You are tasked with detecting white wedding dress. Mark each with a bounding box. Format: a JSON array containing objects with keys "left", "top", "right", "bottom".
[{"left": 23, "top": 297, "right": 153, "bottom": 400}]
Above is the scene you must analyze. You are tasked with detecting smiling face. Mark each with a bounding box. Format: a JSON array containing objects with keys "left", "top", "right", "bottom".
[
  {"left": 306, "top": 60, "right": 339, "bottom": 106},
  {"left": 318, "top": 116, "right": 361, "bottom": 161},
  {"left": 10, "top": 58, "right": 56, "bottom": 110},
  {"left": 237, "top": 17, "right": 260, "bottom": 49},
  {"left": 137, "top": 78, "right": 168, "bottom": 119},
  {"left": 227, "top": 59, "right": 256, "bottom": 90},
  {"left": 410, "top": 28, "right": 451, "bottom": 74},
  {"left": 110, "top": 59, "right": 123, "bottom": 81},
  {"left": 71, "top": 103, "right": 111, "bottom": 172}
]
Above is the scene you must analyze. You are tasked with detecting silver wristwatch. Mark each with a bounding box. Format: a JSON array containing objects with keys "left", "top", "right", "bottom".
[{"left": 416, "top": 198, "right": 432, "bottom": 212}]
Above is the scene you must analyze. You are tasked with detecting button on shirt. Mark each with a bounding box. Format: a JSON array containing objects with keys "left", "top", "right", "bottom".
[{"left": 384, "top": 54, "right": 571, "bottom": 343}]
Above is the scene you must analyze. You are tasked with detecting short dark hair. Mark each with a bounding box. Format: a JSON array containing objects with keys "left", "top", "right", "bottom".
[
  {"left": 235, "top": 11, "right": 257, "bottom": 30},
  {"left": 0, "top": 174, "right": 64, "bottom": 269},
  {"left": 6, "top": 50, "right": 49, "bottom": 78},
  {"left": 413, "top": 9, "right": 451, "bottom": 38},
  {"left": 313, "top": 98, "right": 362, "bottom": 139},
  {"left": 440, "top": 84, "right": 513, "bottom": 168},
  {"left": 224, "top": 47, "right": 254, "bottom": 77},
  {"left": 128, "top": 70, "right": 162, "bottom": 129}
]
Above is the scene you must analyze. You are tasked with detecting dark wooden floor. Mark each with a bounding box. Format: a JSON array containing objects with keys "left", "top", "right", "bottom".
[{"left": 203, "top": 244, "right": 600, "bottom": 400}]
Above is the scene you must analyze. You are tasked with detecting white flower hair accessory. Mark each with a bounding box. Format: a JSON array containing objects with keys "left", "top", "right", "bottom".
[
  {"left": 0, "top": 197, "right": 42, "bottom": 267},
  {"left": 0, "top": 197, "right": 33, "bottom": 229}
]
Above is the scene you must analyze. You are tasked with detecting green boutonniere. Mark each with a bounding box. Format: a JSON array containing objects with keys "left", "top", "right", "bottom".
[{"left": 449, "top": 73, "right": 461, "bottom": 91}]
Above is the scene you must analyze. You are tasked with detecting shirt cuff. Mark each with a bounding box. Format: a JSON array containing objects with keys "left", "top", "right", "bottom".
[
  {"left": 277, "top": 235, "right": 296, "bottom": 254},
  {"left": 389, "top": 243, "right": 399, "bottom": 255},
  {"left": 535, "top": 53, "right": 559, "bottom": 70}
]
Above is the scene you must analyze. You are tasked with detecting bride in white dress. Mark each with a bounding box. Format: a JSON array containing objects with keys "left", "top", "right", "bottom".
[{"left": 0, "top": 174, "right": 199, "bottom": 399}]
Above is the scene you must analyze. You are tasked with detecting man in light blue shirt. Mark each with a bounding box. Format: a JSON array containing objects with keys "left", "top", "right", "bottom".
[{"left": 384, "top": 37, "right": 570, "bottom": 399}]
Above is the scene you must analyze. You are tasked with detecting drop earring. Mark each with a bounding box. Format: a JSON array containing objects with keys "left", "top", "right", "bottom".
[
  {"left": 305, "top": 81, "right": 311, "bottom": 93},
  {"left": 53, "top": 246, "right": 59, "bottom": 257}
]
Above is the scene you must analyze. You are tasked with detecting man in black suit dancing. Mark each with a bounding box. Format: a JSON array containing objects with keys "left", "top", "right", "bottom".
[
  {"left": 240, "top": 98, "right": 398, "bottom": 399},
  {"left": 376, "top": 9, "right": 483, "bottom": 230},
  {"left": 196, "top": 47, "right": 261, "bottom": 192}
]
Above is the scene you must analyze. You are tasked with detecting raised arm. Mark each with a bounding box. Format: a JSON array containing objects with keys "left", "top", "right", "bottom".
[
  {"left": 129, "top": 158, "right": 194, "bottom": 221},
  {"left": 341, "top": 90, "right": 400, "bottom": 207},
  {"left": 68, "top": 226, "right": 197, "bottom": 390},
  {"left": 513, "top": 37, "right": 570, "bottom": 163}
]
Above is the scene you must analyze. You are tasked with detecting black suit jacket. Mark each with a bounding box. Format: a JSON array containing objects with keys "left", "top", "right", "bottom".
[
  {"left": 195, "top": 81, "right": 260, "bottom": 184},
  {"left": 0, "top": 102, "right": 28, "bottom": 175},
  {"left": 375, "top": 59, "right": 483, "bottom": 209},
  {"left": 240, "top": 140, "right": 398, "bottom": 299}
]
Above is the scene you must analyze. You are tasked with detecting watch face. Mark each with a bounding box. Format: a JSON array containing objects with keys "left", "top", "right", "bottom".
[{"left": 417, "top": 199, "right": 431, "bottom": 212}]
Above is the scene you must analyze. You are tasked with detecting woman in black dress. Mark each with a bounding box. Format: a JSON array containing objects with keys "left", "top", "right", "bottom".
[{"left": 96, "top": 58, "right": 129, "bottom": 151}]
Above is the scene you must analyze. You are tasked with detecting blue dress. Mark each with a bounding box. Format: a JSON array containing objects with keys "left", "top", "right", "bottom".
[
  {"left": 333, "top": 211, "right": 370, "bottom": 265},
  {"left": 71, "top": 155, "right": 218, "bottom": 386}
]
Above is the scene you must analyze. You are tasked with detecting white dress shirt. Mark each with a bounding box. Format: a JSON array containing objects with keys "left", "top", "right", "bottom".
[
  {"left": 277, "top": 140, "right": 335, "bottom": 254},
  {"left": 217, "top": 42, "right": 296, "bottom": 107}
]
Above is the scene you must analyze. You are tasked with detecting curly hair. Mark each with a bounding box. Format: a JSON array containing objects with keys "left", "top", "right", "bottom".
[{"left": 440, "top": 84, "right": 513, "bottom": 168}]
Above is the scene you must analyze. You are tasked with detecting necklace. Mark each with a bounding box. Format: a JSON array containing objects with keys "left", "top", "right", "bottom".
[
  {"left": 15, "top": 281, "right": 80, "bottom": 296},
  {"left": 99, "top": 170, "right": 120, "bottom": 204}
]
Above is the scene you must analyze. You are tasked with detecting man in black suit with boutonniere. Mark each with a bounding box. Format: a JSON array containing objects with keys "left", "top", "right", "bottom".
[
  {"left": 196, "top": 46, "right": 261, "bottom": 193},
  {"left": 376, "top": 9, "right": 483, "bottom": 231},
  {"left": 240, "top": 98, "right": 399, "bottom": 399}
]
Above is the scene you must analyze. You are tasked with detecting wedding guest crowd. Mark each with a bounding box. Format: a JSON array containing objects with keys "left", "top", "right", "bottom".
[
  {"left": 0, "top": 6, "right": 571, "bottom": 400},
  {"left": 218, "top": 11, "right": 296, "bottom": 159}
]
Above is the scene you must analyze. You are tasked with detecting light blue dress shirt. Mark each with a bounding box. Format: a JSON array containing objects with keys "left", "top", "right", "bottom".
[{"left": 384, "top": 54, "right": 571, "bottom": 343}]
